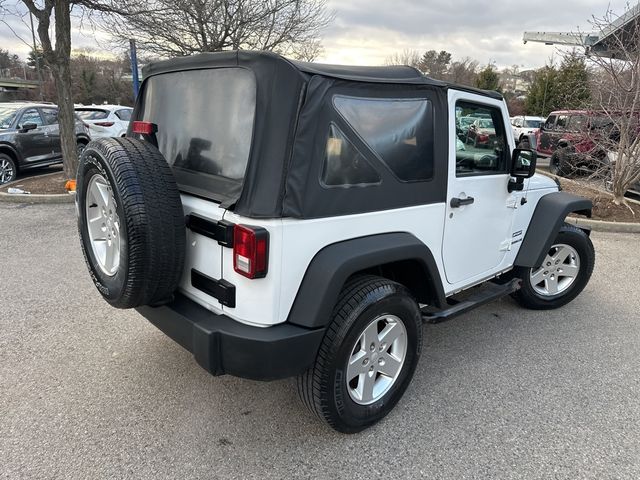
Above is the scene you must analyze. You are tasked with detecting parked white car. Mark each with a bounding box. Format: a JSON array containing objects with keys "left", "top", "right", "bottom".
[
  {"left": 75, "top": 105, "right": 133, "bottom": 138},
  {"left": 510, "top": 115, "right": 544, "bottom": 145}
]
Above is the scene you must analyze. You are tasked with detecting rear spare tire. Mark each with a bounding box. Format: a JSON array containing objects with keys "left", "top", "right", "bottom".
[{"left": 76, "top": 137, "right": 186, "bottom": 308}]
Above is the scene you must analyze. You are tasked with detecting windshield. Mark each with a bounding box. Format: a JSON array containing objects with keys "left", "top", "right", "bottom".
[
  {"left": 0, "top": 105, "right": 19, "bottom": 129},
  {"left": 524, "top": 119, "right": 542, "bottom": 128},
  {"left": 477, "top": 119, "right": 493, "bottom": 129},
  {"left": 76, "top": 109, "right": 109, "bottom": 120}
]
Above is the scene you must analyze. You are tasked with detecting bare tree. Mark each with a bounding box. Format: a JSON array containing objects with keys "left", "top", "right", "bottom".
[
  {"left": 583, "top": 9, "right": 640, "bottom": 205},
  {"left": 0, "top": 0, "right": 145, "bottom": 181},
  {"left": 448, "top": 57, "right": 478, "bottom": 87},
  {"left": 101, "top": 0, "right": 332, "bottom": 60},
  {"left": 384, "top": 49, "right": 421, "bottom": 69}
]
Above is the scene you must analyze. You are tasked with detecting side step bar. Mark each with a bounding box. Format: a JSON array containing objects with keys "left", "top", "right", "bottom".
[{"left": 422, "top": 278, "right": 521, "bottom": 324}]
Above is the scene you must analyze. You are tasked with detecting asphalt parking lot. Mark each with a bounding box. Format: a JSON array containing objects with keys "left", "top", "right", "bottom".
[{"left": 1, "top": 202, "right": 639, "bottom": 480}]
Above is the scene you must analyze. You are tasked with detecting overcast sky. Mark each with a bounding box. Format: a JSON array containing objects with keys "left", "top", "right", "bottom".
[{"left": 0, "top": 0, "right": 633, "bottom": 69}]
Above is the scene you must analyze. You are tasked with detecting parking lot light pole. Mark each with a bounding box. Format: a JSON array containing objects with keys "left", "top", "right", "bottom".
[{"left": 129, "top": 39, "right": 140, "bottom": 99}]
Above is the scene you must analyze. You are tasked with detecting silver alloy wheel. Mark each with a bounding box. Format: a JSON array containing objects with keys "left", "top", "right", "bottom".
[
  {"left": 530, "top": 243, "right": 580, "bottom": 297},
  {"left": 0, "top": 158, "right": 15, "bottom": 184},
  {"left": 85, "top": 173, "right": 121, "bottom": 276},
  {"left": 346, "top": 314, "right": 407, "bottom": 405}
]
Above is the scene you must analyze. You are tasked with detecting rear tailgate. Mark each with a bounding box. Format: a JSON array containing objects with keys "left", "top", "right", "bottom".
[{"left": 179, "top": 194, "right": 227, "bottom": 312}]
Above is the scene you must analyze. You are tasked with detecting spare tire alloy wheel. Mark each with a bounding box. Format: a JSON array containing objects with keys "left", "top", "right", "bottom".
[
  {"left": 85, "top": 173, "right": 121, "bottom": 276},
  {"left": 77, "top": 137, "right": 186, "bottom": 309},
  {"left": 0, "top": 154, "right": 16, "bottom": 185}
]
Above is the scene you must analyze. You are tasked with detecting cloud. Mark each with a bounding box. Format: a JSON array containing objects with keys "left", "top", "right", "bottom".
[
  {"left": 0, "top": 0, "right": 633, "bottom": 70},
  {"left": 318, "top": 0, "right": 632, "bottom": 67}
]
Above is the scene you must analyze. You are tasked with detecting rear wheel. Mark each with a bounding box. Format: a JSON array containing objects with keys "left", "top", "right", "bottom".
[
  {"left": 297, "top": 276, "right": 422, "bottom": 433},
  {"left": 513, "top": 224, "right": 595, "bottom": 310},
  {"left": 0, "top": 153, "right": 17, "bottom": 185}
]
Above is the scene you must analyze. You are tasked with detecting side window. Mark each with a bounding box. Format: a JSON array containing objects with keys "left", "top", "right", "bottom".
[
  {"left": 513, "top": 118, "right": 523, "bottom": 128},
  {"left": 321, "top": 124, "right": 381, "bottom": 187},
  {"left": 455, "top": 101, "right": 508, "bottom": 176},
  {"left": 333, "top": 96, "right": 434, "bottom": 182},
  {"left": 569, "top": 115, "right": 587, "bottom": 132},
  {"left": 41, "top": 108, "right": 59, "bottom": 125},
  {"left": 556, "top": 115, "right": 569, "bottom": 131},
  {"left": 19, "top": 108, "right": 44, "bottom": 128},
  {"left": 115, "top": 109, "right": 132, "bottom": 121},
  {"left": 544, "top": 115, "right": 557, "bottom": 130}
]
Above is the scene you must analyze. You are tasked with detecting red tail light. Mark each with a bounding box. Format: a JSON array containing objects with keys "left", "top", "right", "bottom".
[
  {"left": 94, "top": 122, "right": 115, "bottom": 127},
  {"left": 132, "top": 121, "right": 157, "bottom": 135},
  {"left": 233, "top": 225, "right": 268, "bottom": 279}
]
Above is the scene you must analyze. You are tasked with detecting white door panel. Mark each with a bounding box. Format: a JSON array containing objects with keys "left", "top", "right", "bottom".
[
  {"left": 442, "top": 175, "right": 514, "bottom": 284},
  {"left": 442, "top": 90, "right": 516, "bottom": 286}
]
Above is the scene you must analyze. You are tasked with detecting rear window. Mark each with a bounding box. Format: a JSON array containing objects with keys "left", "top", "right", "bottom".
[
  {"left": 139, "top": 68, "right": 256, "bottom": 196},
  {"left": 115, "top": 109, "right": 132, "bottom": 121},
  {"left": 76, "top": 109, "right": 109, "bottom": 120},
  {"left": 524, "top": 119, "right": 542, "bottom": 128}
]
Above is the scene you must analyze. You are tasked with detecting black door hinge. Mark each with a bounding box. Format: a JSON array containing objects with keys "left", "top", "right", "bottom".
[
  {"left": 185, "top": 214, "right": 234, "bottom": 247},
  {"left": 191, "top": 269, "right": 236, "bottom": 308}
]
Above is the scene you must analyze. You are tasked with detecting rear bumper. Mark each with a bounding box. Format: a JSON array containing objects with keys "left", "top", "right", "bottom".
[{"left": 136, "top": 294, "right": 325, "bottom": 381}]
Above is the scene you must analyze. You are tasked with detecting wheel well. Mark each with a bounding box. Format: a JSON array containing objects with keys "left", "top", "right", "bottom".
[
  {"left": 350, "top": 259, "right": 439, "bottom": 306},
  {"left": 0, "top": 147, "right": 19, "bottom": 171}
]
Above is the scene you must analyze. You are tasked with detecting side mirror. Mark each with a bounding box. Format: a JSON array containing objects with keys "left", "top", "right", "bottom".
[
  {"left": 19, "top": 122, "right": 38, "bottom": 133},
  {"left": 508, "top": 148, "right": 537, "bottom": 192}
]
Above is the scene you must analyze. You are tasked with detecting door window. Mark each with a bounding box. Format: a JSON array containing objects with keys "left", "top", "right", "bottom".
[
  {"left": 19, "top": 109, "right": 44, "bottom": 128},
  {"left": 543, "top": 115, "right": 557, "bottom": 130},
  {"left": 556, "top": 115, "right": 569, "bottom": 131},
  {"left": 455, "top": 101, "right": 508, "bottom": 176}
]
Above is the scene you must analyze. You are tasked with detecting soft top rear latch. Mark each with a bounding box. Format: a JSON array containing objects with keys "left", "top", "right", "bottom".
[{"left": 185, "top": 214, "right": 234, "bottom": 247}]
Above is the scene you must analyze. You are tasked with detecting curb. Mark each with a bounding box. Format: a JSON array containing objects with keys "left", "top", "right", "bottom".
[
  {"left": 0, "top": 191, "right": 75, "bottom": 204},
  {"left": 0, "top": 171, "right": 75, "bottom": 204},
  {"left": 566, "top": 215, "right": 640, "bottom": 233}
]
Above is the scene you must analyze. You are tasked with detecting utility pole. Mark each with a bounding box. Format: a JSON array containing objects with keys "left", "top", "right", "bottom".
[
  {"left": 129, "top": 39, "right": 140, "bottom": 99},
  {"left": 29, "top": 11, "right": 44, "bottom": 101}
]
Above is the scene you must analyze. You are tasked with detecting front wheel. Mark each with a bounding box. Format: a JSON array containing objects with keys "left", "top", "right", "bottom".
[
  {"left": 0, "top": 153, "right": 17, "bottom": 185},
  {"left": 513, "top": 224, "right": 595, "bottom": 310},
  {"left": 297, "top": 276, "right": 423, "bottom": 433}
]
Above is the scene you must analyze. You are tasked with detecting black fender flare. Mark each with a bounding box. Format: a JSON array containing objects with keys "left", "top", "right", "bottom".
[
  {"left": 286, "top": 232, "right": 447, "bottom": 329},
  {"left": 514, "top": 192, "right": 592, "bottom": 268}
]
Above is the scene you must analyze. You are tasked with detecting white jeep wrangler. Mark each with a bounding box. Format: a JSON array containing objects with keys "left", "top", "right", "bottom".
[{"left": 76, "top": 51, "right": 595, "bottom": 433}]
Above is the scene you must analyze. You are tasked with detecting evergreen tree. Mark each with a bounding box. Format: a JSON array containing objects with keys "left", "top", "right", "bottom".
[
  {"left": 525, "top": 65, "right": 558, "bottom": 116},
  {"left": 475, "top": 64, "right": 501, "bottom": 91},
  {"left": 525, "top": 55, "right": 590, "bottom": 116}
]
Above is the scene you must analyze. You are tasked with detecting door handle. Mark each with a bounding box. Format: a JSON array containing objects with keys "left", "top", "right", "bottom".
[{"left": 450, "top": 196, "right": 475, "bottom": 208}]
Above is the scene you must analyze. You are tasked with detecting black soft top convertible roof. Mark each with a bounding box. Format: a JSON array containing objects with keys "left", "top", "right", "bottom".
[
  {"left": 142, "top": 50, "right": 502, "bottom": 98},
  {"left": 138, "top": 51, "right": 503, "bottom": 218}
]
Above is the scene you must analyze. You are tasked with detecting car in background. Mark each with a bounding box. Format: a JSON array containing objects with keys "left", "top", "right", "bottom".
[
  {"left": 75, "top": 105, "right": 133, "bottom": 138},
  {"left": 0, "top": 102, "right": 91, "bottom": 184},
  {"left": 536, "top": 110, "right": 619, "bottom": 176},
  {"left": 510, "top": 115, "right": 544, "bottom": 146},
  {"left": 464, "top": 118, "right": 496, "bottom": 147}
]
